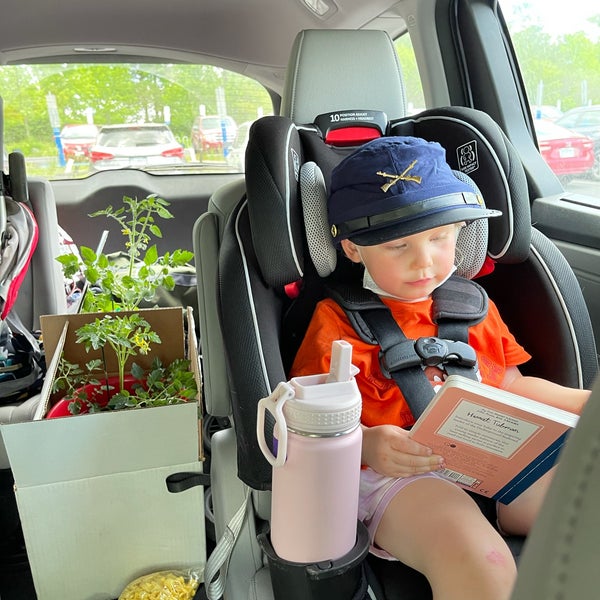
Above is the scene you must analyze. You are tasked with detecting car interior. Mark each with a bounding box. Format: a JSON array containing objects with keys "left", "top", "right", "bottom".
[{"left": 0, "top": 0, "right": 598, "bottom": 599}]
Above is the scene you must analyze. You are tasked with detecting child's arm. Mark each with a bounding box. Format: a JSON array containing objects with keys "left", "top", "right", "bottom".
[
  {"left": 501, "top": 366, "right": 590, "bottom": 415},
  {"left": 361, "top": 423, "right": 445, "bottom": 478}
]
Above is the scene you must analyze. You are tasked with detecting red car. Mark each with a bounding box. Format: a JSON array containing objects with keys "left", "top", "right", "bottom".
[
  {"left": 190, "top": 115, "right": 237, "bottom": 160},
  {"left": 59, "top": 124, "right": 99, "bottom": 160},
  {"left": 534, "top": 118, "right": 594, "bottom": 180}
]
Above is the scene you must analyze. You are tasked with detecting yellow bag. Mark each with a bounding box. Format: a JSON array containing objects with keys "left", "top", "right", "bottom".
[{"left": 119, "top": 569, "right": 201, "bottom": 600}]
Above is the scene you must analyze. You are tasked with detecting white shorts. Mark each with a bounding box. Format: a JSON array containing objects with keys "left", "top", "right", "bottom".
[{"left": 358, "top": 467, "right": 456, "bottom": 560}]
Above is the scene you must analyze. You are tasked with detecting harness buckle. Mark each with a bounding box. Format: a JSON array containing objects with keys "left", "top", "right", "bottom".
[
  {"left": 414, "top": 337, "right": 477, "bottom": 368},
  {"left": 379, "top": 336, "right": 478, "bottom": 379}
]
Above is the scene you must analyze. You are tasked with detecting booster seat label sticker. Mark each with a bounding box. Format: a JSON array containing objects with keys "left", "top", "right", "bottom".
[
  {"left": 456, "top": 140, "right": 479, "bottom": 175},
  {"left": 291, "top": 147, "right": 300, "bottom": 181}
]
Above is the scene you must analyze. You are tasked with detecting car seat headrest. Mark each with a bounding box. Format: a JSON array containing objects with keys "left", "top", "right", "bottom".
[
  {"left": 245, "top": 116, "right": 307, "bottom": 288},
  {"left": 300, "top": 161, "right": 336, "bottom": 277},
  {"left": 281, "top": 29, "right": 407, "bottom": 124},
  {"left": 300, "top": 161, "right": 490, "bottom": 281},
  {"left": 390, "top": 106, "right": 532, "bottom": 262}
]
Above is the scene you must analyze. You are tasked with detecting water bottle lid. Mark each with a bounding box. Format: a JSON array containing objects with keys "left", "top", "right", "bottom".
[
  {"left": 283, "top": 340, "right": 362, "bottom": 437},
  {"left": 283, "top": 380, "right": 362, "bottom": 436},
  {"left": 286, "top": 339, "right": 362, "bottom": 436}
]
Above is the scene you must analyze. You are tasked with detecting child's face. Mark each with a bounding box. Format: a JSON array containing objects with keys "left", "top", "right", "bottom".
[{"left": 341, "top": 223, "right": 459, "bottom": 300}]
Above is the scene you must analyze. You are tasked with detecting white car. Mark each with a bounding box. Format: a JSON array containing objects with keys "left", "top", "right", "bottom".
[{"left": 89, "top": 123, "right": 184, "bottom": 171}]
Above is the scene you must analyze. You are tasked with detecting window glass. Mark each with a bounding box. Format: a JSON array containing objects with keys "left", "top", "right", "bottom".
[
  {"left": 394, "top": 35, "right": 426, "bottom": 115},
  {"left": 501, "top": 0, "right": 600, "bottom": 192},
  {"left": 0, "top": 63, "right": 273, "bottom": 179}
]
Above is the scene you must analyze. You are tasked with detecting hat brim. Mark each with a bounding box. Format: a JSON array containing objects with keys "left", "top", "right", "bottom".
[{"left": 348, "top": 207, "right": 502, "bottom": 246}]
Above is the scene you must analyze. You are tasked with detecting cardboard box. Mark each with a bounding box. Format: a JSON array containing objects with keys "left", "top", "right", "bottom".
[{"left": 1, "top": 306, "right": 206, "bottom": 600}]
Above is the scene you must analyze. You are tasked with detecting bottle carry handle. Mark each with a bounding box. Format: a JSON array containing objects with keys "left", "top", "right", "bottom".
[{"left": 256, "top": 382, "right": 295, "bottom": 467}]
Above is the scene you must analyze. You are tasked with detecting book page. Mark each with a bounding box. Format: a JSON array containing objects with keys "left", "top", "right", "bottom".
[{"left": 438, "top": 399, "right": 541, "bottom": 459}]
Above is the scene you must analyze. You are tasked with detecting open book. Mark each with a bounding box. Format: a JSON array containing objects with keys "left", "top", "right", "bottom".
[{"left": 409, "top": 375, "right": 579, "bottom": 504}]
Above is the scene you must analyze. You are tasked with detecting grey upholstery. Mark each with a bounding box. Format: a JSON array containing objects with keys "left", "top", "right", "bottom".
[
  {"left": 13, "top": 177, "right": 67, "bottom": 331},
  {"left": 193, "top": 179, "right": 246, "bottom": 418},
  {"left": 281, "top": 29, "right": 407, "bottom": 124},
  {"left": 510, "top": 375, "right": 600, "bottom": 599}
]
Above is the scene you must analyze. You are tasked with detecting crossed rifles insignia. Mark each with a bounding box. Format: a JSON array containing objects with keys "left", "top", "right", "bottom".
[{"left": 376, "top": 159, "right": 422, "bottom": 192}]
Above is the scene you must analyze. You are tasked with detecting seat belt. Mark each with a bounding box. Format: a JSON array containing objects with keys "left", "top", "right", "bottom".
[{"left": 326, "top": 275, "right": 488, "bottom": 419}]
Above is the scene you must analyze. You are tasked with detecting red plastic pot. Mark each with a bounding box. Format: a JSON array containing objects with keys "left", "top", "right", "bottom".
[{"left": 45, "top": 375, "right": 142, "bottom": 418}]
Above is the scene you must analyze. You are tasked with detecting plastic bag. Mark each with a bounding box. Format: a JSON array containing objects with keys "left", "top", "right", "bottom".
[{"left": 119, "top": 569, "right": 202, "bottom": 600}]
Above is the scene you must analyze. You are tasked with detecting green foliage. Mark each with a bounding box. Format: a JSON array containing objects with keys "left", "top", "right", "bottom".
[
  {"left": 56, "top": 193, "right": 194, "bottom": 312},
  {"left": 53, "top": 193, "right": 197, "bottom": 413},
  {"left": 52, "top": 356, "right": 197, "bottom": 414},
  {"left": 75, "top": 312, "right": 161, "bottom": 391}
]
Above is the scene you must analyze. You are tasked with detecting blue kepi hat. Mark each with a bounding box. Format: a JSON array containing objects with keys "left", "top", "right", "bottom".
[{"left": 328, "top": 136, "right": 501, "bottom": 246}]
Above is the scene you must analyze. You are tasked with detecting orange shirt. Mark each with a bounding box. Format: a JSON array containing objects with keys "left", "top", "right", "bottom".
[{"left": 290, "top": 295, "right": 531, "bottom": 429}]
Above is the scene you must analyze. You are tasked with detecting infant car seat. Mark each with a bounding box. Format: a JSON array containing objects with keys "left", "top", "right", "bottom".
[
  {"left": 194, "top": 29, "right": 598, "bottom": 600},
  {"left": 0, "top": 151, "right": 67, "bottom": 466}
]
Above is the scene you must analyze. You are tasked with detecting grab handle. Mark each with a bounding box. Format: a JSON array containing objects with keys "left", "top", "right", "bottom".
[{"left": 257, "top": 382, "right": 294, "bottom": 467}]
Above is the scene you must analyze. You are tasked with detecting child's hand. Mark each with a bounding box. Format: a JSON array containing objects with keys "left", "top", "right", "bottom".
[{"left": 361, "top": 424, "right": 444, "bottom": 478}]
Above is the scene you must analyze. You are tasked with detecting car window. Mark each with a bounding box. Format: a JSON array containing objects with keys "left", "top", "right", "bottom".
[
  {"left": 501, "top": 0, "right": 600, "bottom": 197},
  {"left": 0, "top": 63, "right": 273, "bottom": 179},
  {"left": 394, "top": 35, "right": 425, "bottom": 114}
]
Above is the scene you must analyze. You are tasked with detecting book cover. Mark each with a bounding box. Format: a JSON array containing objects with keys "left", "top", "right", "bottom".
[{"left": 409, "top": 375, "right": 579, "bottom": 503}]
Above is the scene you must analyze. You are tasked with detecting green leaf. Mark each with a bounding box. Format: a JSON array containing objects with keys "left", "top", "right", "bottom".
[
  {"left": 79, "top": 246, "right": 97, "bottom": 263},
  {"left": 149, "top": 224, "right": 163, "bottom": 238},
  {"left": 143, "top": 245, "right": 159, "bottom": 265}
]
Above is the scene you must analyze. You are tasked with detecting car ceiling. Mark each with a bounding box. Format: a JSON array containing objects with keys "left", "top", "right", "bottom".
[{"left": 1, "top": 0, "right": 408, "bottom": 95}]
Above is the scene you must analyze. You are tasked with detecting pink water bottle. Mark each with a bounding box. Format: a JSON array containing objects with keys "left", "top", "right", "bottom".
[{"left": 257, "top": 340, "right": 363, "bottom": 563}]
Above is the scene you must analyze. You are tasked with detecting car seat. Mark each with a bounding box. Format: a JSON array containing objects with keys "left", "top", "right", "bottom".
[
  {"left": 194, "top": 29, "right": 598, "bottom": 600},
  {"left": 0, "top": 144, "right": 67, "bottom": 580},
  {"left": 0, "top": 150, "right": 67, "bottom": 466}
]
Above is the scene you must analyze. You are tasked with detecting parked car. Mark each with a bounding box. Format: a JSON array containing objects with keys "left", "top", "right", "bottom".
[
  {"left": 59, "top": 124, "right": 99, "bottom": 161},
  {"left": 89, "top": 123, "right": 184, "bottom": 171},
  {"left": 191, "top": 115, "right": 237, "bottom": 160},
  {"left": 534, "top": 118, "right": 594, "bottom": 181},
  {"left": 225, "top": 121, "right": 252, "bottom": 172},
  {"left": 555, "top": 105, "right": 600, "bottom": 180}
]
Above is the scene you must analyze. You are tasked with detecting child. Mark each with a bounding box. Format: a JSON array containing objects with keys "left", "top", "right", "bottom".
[{"left": 290, "top": 136, "right": 590, "bottom": 600}]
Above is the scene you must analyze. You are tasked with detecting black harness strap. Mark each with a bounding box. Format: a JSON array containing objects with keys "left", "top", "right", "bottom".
[
  {"left": 432, "top": 276, "right": 489, "bottom": 342},
  {"left": 326, "top": 275, "right": 488, "bottom": 419}
]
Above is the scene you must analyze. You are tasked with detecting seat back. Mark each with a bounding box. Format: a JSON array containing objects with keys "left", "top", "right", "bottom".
[{"left": 510, "top": 375, "right": 600, "bottom": 600}]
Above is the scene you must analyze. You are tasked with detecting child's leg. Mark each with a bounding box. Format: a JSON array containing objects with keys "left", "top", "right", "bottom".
[
  {"left": 497, "top": 468, "right": 554, "bottom": 536},
  {"left": 374, "top": 477, "right": 516, "bottom": 600}
]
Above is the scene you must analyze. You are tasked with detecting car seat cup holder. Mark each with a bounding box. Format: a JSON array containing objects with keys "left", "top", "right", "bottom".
[{"left": 258, "top": 520, "right": 371, "bottom": 600}]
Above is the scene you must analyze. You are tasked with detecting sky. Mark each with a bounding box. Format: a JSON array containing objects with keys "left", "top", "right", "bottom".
[{"left": 499, "top": 0, "right": 599, "bottom": 38}]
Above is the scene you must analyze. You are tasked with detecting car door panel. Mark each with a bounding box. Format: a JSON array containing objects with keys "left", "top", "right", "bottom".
[{"left": 532, "top": 194, "right": 600, "bottom": 352}]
